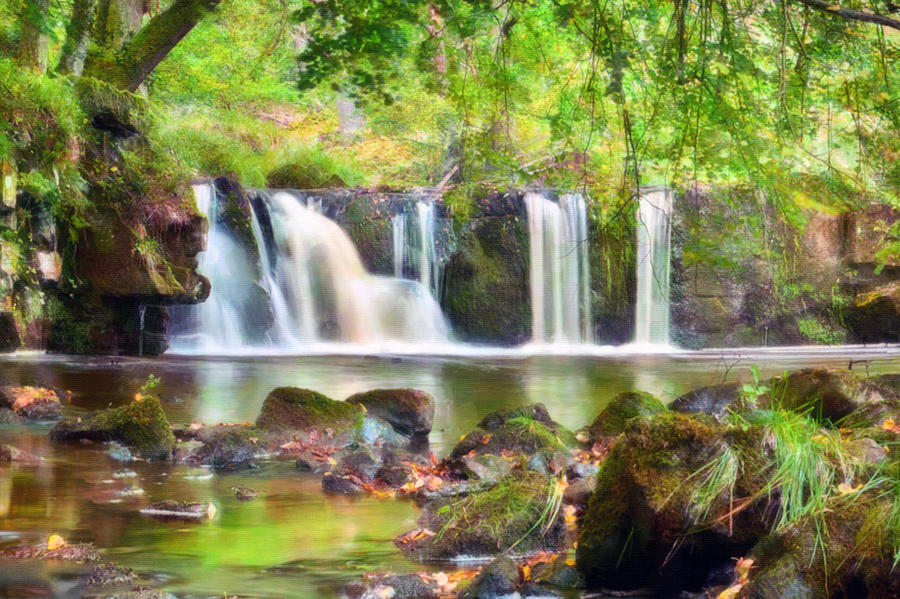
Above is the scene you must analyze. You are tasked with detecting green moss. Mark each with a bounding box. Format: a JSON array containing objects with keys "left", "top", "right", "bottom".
[
  {"left": 412, "top": 470, "right": 565, "bottom": 558},
  {"left": 255, "top": 387, "right": 363, "bottom": 433},
  {"left": 587, "top": 391, "right": 667, "bottom": 439},
  {"left": 49, "top": 395, "right": 175, "bottom": 460}
]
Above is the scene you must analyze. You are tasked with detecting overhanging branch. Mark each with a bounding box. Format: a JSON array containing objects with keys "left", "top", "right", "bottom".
[{"left": 796, "top": 0, "right": 900, "bottom": 30}]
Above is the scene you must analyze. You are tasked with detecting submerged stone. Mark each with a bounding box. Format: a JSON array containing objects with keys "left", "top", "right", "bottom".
[
  {"left": 0, "top": 444, "right": 42, "bottom": 464},
  {"left": 139, "top": 501, "right": 217, "bottom": 521},
  {"left": 460, "top": 556, "right": 518, "bottom": 599},
  {"left": 49, "top": 395, "right": 175, "bottom": 460}
]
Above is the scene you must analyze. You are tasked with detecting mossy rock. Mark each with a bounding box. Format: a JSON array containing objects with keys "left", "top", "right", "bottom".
[
  {"left": 187, "top": 425, "right": 262, "bottom": 469},
  {"left": 49, "top": 395, "right": 175, "bottom": 460},
  {"left": 670, "top": 382, "right": 742, "bottom": 421},
  {"left": 397, "top": 470, "right": 567, "bottom": 559},
  {"left": 576, "top": 412, "right": 758, "bottom": 590},
  {"left": 255, "top": 387, "right": 363, "bottom": 435},
  {"left": 586, "top": 391, "right": 667, "bottom": 440},
  {"left": 345, "top": 388, "right": 435, "bottom": 436},
  {"left": 477, "top": 403, "right": 559, "bottom": 432},
  {"left": 449, "top": 415, "right": 576, "bottom": 466},
  {"left": 768, "top": 369, "right": 900, "bottom": 426},
  {"left": 737, "top": 497, "right": 895, "bottom": 599}
]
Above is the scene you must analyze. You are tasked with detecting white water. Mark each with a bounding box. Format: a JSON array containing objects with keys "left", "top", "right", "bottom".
[
  {"left": 392, "top": 211, "right": 407, "bottom": 278},
  {"left": 392, "top": 200, "right": 441, "bottom": 299},
  {"left": 524, "top": 192, "right": 592, "bottom": 345},
  {"left": 634, "top": 188, "right": 673, "bottom": 346},
  {"left": 172, "top": 187, "right": 450, "bottom": 352}
]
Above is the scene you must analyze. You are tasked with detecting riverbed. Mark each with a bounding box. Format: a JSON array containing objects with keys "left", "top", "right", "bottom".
[{"left": 2, "top": 346, "right": 899, "bottom": 597}]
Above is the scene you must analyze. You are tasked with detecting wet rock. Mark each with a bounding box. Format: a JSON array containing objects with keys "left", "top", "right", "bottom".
[
  {"left": 185, "top": 424, "right": 261, "bottom": 469},
  {"left": 139, "top": 501, "right": 217, "bottom": 521},
  {"left": 0, "top": 407, "right": 24, "bottom": 424},
  {"left": 255, "top": 387, "right": 363, "bottom": 439},
  {"left": 397, "top": 470, "right": 567, "bottom": 560},
  {"left": 532, "top": 559, "right": 583, "bottom": 590},
  {"left": 460, "top": 453, "right": 512, "bottom": 482},
  {"left": 585, "top": 391, "right": 668, "bottom": 440},
  {"left": 670, "top": 382, "right": 742, "bottom": 421},
  {"left": 321, "top": 471, "right": 365, "bottom": 495},
  {"left": 345, "top": 573, "right": 438, "bottom": 599},
  {"left": 346, "top": 388, "right": 435, "bottom": 436},
  {"left": 232, "top": 486, "right": 260, "bottom": 501},
  {"left": 562, "top": 476, "right": 595, "bottom": 506},
  {"left": 0, "top": 542, "right": 102, "bottom": 562},
  {"left": 565, "top": 461, "right": 598, "bottom": 481},
  {"left": 50, "top": 395, "right": 175, "bottom": 460},
  {"left": 87, "top": 562, "right": 135, "bottom": 587},
  {"left": 460, "top": 556, "right": 518, "bottom": 599},
  {"left": 337, "top": 446, "right": 381, "bottom": 482},
  {"left": 0, "top": 444, "right": 42, "bottom": 464},
  {"left": 0, "top": 385, "right": 62, "bottom": 421},
  {"left": 358, "top": 414, "right": 410, "bottom": 447}
]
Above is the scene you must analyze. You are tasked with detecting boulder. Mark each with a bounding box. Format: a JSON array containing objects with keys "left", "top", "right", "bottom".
[
  {"left": 255, "top": 387, "right": 363, "bottom": 438},
  {"left": 396, "top": 470, "right": 567, "bottom": 560},
  {"left": 182, "top": 424, "right": 262, "bottom": 469},
  {"left": 670, "top": 382, "right": 742, "bottom": 421},
  {"left": 49, "top": 395, "right": 175, "bottom": 460},
  {"left": 0, "top": 385, "right": 62, "bottom": 421},
  {"left": 345, "top": 573, "right": 438, "bottom": 599},
  {"left": 576, "top": 412, "right": 759, "bottom": 591},
  {"left": 460, "top": 556, "right": 519, "bottom": 599},
  {"left": 585, "top": 391, "right": 668, "bottom": 440},
  {"left": 345, "top": 388, "right": 435, "bottom": 436}
]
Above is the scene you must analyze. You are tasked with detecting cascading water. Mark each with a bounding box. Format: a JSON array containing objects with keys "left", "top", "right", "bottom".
[
  {"left": 524, "top": 192, "right": 592, "bottom": 345},
  {"left": 170, "top": 186, "right": 450, "bottom": 352},
  {"left": 634, "top": 188, "right": 673, "bottom": 346},
  {"left": 391, "top": 199, "right": 442, "bottom": 299}
]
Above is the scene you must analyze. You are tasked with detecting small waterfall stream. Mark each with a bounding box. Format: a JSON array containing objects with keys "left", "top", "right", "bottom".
[
  {"left": 170, "top": 185, "right": 449, "bottom": 352},
  {"left": 391, "top": 199, "right": 442, "bottom": 299},
  {"left": 524, "top": 191, "right": 592, "bottom": 345},
  {"left": 634, "top": 188, "right": 673, "bottom": 346}
]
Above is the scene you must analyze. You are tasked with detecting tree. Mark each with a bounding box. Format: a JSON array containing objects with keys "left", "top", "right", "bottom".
[{"left": 18, "top": 0, "right": 223, "bottom": 90}]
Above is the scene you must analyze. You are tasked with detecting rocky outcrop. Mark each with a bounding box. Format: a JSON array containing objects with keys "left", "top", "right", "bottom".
[
  {"left": 845, "top": 281, "right": 900, "bottom": 343},
  {"left": 49, "top": 395, "right": 176, "bottom": 460}
]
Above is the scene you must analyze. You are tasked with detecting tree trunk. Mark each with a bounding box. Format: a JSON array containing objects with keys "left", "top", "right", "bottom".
[
  {"left": 57, "top": 0, "right": 98, "bottom": 76},
  {"left": 17, "top": 0, "right": 50, "bottom": 71},
  {"left": 83, "top": 0, "right": 220, "bottom": 91}
]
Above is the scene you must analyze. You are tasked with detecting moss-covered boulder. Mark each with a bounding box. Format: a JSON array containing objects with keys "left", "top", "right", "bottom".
[
  {"left": 585, "top": 391, "right": 667, "bottom": 440},
  {"left": 49, "top": 395, "right": 175, "bottom": 460},
  {"left": 576, "top": 412, "right": 758, "bottom": 590},
  {"left": 735, "top": 497, "right": 900, "bottom": 599},
  {"left": 182, "top": 424, "right": 262, "bottom": 469},
  {"left": 768, "top": 369, "right": 900, "bottom": 425},
  {"left": 396, "top": 470, "right": 567, "bottom": 559},
  {"left": 255, "top": 387, "right": 363, "bottom": 437},
  {"left": 345, "top": 388, "right": 435, "bottom": 437}
]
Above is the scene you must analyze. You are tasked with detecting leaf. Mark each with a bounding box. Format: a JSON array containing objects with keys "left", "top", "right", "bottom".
[{"left": 47, "top": 534, "right": 65, "bottom": 550}]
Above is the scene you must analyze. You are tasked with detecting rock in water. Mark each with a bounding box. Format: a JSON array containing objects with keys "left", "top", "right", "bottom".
[
  {"left": 345, "top": 388, "right": 435, "bottom": 436},
  {"left": 0, "top": 444, "right": 42, "bottom": 464},
  {"left": 232, "top": 486, "right": 259, "bottom": 501},
  {"left": 49, "top": 395, "right": 175, "bottom": 460},
  {"left": 0, "top": 385, "right": 62, "bottom": 421},
  {"left": 584, "top": 391, "right": 667, "bottom": 440},
  {"left": 255, "top": 387, "right": 363, "bottom": 437},
  {"left": 139, "top": 501, "right": 217, "bottom": 520}
]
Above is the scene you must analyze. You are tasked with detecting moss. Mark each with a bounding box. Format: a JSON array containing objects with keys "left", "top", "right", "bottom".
[
  {"left": 404, "top": 470, "right": 566, "bottom": 559},
  {"left": 587, "top": 391, "right": 668, "bottom": 440},
  {"left": 255, "top": 387, "right": 363, "bottom": 434},
  {"left": 49, "top": 394, "right": 175, "bottom": 460}
]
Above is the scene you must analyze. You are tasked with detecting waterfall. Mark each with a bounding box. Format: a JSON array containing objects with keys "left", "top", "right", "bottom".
[
  {"left": 392, "top": 211, "right": 407, "bottom": 278},
  {"left": 170, "top": 186, "right": 449, "bottom": 352},
  {"left": 634, "top": 188, "right": 673, "bottom": 346},
  {"left": 391, "top": 199, "right": 441, "bottom": 299},
  {"left": 524, "top": 192, "right": 592, "bottom": 345}
]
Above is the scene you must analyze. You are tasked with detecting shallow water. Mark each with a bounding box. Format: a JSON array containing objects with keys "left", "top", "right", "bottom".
[{"left": 1, "top": 347, "right": 899, "bottom": 597}]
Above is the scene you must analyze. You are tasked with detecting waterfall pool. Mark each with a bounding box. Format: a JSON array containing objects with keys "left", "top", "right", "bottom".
[{"left": 1, "top": 347, "right": 899, "bottom": 597}]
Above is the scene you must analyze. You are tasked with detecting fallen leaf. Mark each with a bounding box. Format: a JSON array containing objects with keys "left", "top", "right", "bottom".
[
  {"left": 837, "top": 482, "right": 863, "bottom": 495},
  {"left": 717, "top": 583, "right": 744, "bottom": 599},
  {"left": 47, "top": 534, "right": 65, "bottom": 550}
]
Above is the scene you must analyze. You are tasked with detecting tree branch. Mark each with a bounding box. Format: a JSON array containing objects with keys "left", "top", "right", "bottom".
[
  {"left": 796, "top": 0, "right": 900, "bottom": 30},
  {"left": 117, "top": 0, "right": 221, "bottom": 90}
]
